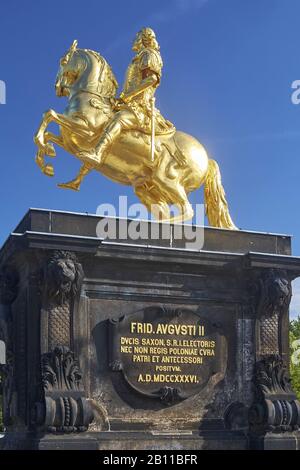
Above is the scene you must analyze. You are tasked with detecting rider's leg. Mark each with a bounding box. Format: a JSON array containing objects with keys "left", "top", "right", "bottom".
[
  {"left": 94, "top": 119, "right": 123, "bottom": 160},
  {"left": 79, "top": 110, "right": 137, "bottom": 168},
  {"left": 57, "top": 164, "right": 92, "bottom": 191},
  {"left": 57, "top": 110, "right": 136, "bottom": 190}
]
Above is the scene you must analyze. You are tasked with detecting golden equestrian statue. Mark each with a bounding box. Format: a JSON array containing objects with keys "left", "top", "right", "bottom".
[{"left": 34, "top": 28, "right": 237, "bottom": 228}]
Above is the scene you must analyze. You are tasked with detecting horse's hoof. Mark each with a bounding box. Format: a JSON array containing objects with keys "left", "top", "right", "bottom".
[
  {"left": 45, "top": 143, "right": 56, "bottom": 157},
  {"left": 43, "top": 164, "right": 54, "bottom": 177},
  {"left": 151, "top": 205, "right": 170, "bottom": 221},
  {"left": 35, "top": 153, "right": 44, "bottom": 166},
  {"left": 57, "top": 182, "right": 80, "bottom": 191},
  {"left": 162, "top": 208, "right": 194, "bottom": 224}
]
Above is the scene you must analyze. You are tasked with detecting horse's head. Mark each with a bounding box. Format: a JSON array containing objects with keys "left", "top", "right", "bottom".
[
  {"left": 55, "top": 40, "right": 118, "bottom": 100},
  {"left": 55, "top": 40, "right": 81, "bottom": 97}
]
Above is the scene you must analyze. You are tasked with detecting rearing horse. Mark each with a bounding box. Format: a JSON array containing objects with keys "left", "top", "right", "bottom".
[{"left": 34, "top": 40, "right": 236, "bottom": 228}]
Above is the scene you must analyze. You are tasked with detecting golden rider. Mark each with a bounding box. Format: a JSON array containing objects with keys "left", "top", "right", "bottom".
[{"left": 79, "top": 27, "right": 174, "bottom": 171}]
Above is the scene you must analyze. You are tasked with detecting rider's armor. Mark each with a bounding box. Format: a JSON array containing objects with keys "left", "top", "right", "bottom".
[{"left": 120, "top": 47, "right": 175, "bottom": 135}]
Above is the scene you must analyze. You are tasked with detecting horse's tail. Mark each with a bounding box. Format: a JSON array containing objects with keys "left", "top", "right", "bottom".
[{"left": 204, "top": 159, "right": 237, "bottom": 230}]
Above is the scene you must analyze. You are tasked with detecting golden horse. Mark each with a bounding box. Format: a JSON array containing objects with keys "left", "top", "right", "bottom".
[{"left": 34, "top": 41, "right": 236, "bottom": 228}]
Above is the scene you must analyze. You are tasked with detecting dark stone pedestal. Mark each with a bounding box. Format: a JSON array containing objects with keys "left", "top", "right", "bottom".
[
  {"left": 250, "top": 433, "right": 299, "bottom": 450},
  {"left": 0, "top": 432, "right": 98, "bottom": 450},
  {"left": 0, "top": 208, "right": 300, "bottom": 450}
]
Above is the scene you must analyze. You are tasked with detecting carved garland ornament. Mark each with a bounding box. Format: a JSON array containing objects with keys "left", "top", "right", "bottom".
[{"left": 33, "top": 346, "right": 93, "bottom": 433}]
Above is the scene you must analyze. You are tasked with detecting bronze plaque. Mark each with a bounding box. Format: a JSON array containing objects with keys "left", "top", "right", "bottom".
[{"left": 109, "top": 307, "right": 225, "bottom": 405}]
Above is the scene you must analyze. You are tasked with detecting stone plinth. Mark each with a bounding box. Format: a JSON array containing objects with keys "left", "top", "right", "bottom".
[{"left": 0, "top": 209, "right": 299, "bottom": 450}]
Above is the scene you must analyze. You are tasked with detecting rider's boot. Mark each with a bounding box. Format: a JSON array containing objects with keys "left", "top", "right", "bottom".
[
  {"left": 57, "top": 164, "right": 91, "bottom": 191},
  {"left": 79, "top": 120, "right": 122, "bottom": 168}
]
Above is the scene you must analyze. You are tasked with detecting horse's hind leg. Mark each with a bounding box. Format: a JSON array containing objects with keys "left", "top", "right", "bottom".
[
  {"left": 168, "top": 184, "right": 194, "bottom": 223},
  {"left": 152, "top": 155, "right": 194, "bottom": 222},
  {"left": 58, "top": 164, "right": 92, "bottom": 191},
  {"left": 134, "top": 184, "right": 170, "bottom": 220},
  {"left": 148, "top": 176, "right": 193, "bottom": 223}
]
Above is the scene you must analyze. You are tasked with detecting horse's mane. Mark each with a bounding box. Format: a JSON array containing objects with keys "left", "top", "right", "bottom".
[{"left": 81, "top": 48, "right": 119, "bottom": 91}]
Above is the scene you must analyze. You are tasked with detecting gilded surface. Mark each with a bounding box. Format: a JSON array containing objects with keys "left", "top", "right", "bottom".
[{"left": 34, "top": 29, "right": 236, "bottom": 228}]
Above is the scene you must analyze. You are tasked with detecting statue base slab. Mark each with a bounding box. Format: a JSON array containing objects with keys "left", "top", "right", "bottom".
[{"left": 1, "top": 209, "right": 300, "bottom": 450}]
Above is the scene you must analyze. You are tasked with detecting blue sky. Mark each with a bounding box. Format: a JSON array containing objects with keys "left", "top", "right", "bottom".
[{"left": 1, "top": 0, "right": 300, "bottom": 316}]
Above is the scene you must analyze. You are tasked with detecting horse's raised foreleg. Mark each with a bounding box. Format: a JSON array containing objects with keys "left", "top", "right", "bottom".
[
  {"left": 35, "top": 149, "right": 55, "bottom": 177},
  {"left": 45, "top": 130, "right": 93, "bottom": 190},
  {"left": 34, "top": 109, "right": 93, "bottom": 177},
  {"left": 35, "top": 109, "right": 93, "bottom": 150},
  {"left": 34, "top": 132, "right": 65, "bottom": 177},
  {"left": 44, "top": 131, "right": 64, "bottom": 149},
  {"left": 34, "top": 111, "right": 63, "bottom": 176},
  {"left": 45, "top": 131, "right": 93, "bottom": 191}
]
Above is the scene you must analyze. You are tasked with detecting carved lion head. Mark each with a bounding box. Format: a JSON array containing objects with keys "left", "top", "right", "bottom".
[{"left": 45, "top": 251, "right": 83, "bottom": 304}]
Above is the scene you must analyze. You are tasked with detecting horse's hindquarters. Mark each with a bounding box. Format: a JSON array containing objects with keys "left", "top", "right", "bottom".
[
  {"left": 173, "top": 131, "right": 209, "bottom": 192},
  {"left": 97, "top": 130, "right": 209, "bottom": 191},
  {"left": 97, "top": 140, "right": 153, "bottom": 186}
]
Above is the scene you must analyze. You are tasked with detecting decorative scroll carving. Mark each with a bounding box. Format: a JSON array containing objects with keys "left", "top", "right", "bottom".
[
  {"left": 42, "top": 346, "right": 82, "bottom": 390},
  {"left": 249, "top": 355, "right": 300, "bottom": 433},
  {"left": 32, "top": 346, "right": 93, "bottom": 433},
  {"left": 224, "top": 402, "right": 248, "bottom": 430},
  {"left": 43, "top": 250, "right": 84, "bottom": 350}
]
